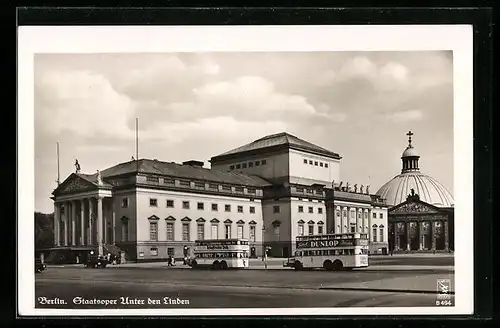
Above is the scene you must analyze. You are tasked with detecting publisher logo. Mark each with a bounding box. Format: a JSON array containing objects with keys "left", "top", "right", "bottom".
[{"left": 435, "top": 278, "right": 452, "bottom": 306}]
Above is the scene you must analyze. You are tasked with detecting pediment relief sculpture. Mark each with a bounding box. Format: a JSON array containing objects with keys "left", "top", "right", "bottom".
[{"left": 391, "top": 202, "right": 437, "bottom": 214}]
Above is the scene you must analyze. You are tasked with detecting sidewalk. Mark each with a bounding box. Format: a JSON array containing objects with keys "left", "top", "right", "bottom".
[{"left": 320, "top": 273, "right": 455, "bottom": 294}]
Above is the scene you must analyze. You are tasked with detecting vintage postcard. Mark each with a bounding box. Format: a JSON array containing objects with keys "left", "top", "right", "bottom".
[{"left": 18, "top": 25, "right": 473, "bottom": 316}]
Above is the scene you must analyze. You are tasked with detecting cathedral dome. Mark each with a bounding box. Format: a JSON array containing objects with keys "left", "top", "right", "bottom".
[
  {"left": 376, "top": 131, "right": 454, "bottom": 207},
  {"left": 376, "top": 171, "right": 454, "bottom": 207}
]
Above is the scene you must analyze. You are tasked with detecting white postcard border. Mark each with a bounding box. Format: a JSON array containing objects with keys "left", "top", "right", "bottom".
[{"left": 18, "top": 24, "right": 473, "bottom": 316}]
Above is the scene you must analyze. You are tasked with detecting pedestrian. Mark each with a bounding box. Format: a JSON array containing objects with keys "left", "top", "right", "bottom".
[{"left": 167, "top": 256, "right": 172, "bottom": 267}]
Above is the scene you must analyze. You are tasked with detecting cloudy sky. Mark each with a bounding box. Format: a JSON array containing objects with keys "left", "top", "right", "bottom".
[{"left": 34, "top": 51, "right": 454, "bottom": 213}]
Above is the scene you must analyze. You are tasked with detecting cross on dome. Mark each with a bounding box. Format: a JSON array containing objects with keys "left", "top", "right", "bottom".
[{"left": 406, "top": 130, "right": 414, "bottom": 147}]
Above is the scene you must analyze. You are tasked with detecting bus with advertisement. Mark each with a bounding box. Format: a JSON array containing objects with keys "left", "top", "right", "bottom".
[
  {"left": 189, "top": 238, "right": 250, "bottom": 269},
  {"left": 283, "top": 233, "right": 369, "bottom": 271}
]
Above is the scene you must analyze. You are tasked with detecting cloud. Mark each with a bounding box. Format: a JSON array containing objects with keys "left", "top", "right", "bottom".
[
  {"left": 386, "top": 110, "right": 423, "bottom": 122},
  {"left": 35, "top": 69, "right": 135, "bottom": 139}
]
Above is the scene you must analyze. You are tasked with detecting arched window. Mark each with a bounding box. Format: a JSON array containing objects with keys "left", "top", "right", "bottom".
[{"left": 379, "top": 225, "right": 385, "bottom": 242}]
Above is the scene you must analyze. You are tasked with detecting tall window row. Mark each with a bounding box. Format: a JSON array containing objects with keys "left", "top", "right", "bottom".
[
  {"left": 302, "top": 158, "right": 329, "bottom": 168},
  {"left": 147, "top": 216, "right": 258, "bottom": 242},
  {"left": 297, "top": 220, "right": 325, "bottom": 236}
]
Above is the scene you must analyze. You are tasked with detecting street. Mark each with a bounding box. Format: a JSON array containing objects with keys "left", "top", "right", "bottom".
[{"left": 36, "top": 255, "right": 455, "bottom": 309}]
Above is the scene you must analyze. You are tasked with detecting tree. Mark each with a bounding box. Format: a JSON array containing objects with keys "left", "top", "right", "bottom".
[{"left": 34, "top": 212, "right": 54, "bottom": 248}]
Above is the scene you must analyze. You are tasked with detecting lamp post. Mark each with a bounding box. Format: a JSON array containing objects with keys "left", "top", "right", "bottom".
[{"left": 262, "top": 226, "right": 268, "bottom": 269}]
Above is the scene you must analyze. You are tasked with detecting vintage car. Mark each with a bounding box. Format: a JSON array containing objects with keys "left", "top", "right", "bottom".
[
  {"left": 35, "top": 258, "right": 46, "bottom": 273},
  {"left": 85, "top": 251, "right": 109, "bottom": 268}
]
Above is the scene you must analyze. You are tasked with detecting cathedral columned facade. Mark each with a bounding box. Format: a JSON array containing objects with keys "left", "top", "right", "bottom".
[
  {"left": 48, "top": 132, "right": 389, "bottom": 263},
  {"left": 376, "top": 131, "right": 454, "bottom": 253}
]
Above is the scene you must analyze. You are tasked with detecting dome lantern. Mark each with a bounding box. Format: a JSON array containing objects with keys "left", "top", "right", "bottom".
[{"left": 401, "top": 130, "right": 420, "bottom": 174}]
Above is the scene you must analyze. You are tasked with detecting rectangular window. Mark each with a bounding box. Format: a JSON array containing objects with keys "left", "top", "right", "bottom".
[
  {"left": 166, "top": 199, "right": 174, "bottom": 208},
  {"left": 249, "top": 206, "right": 255, "bottom": 214},
  {"left": 163, "top": 178, "right": 175, "bottom": 185},
  {"left": 249, "top": 226, "right": 256, "bottom": 242},
  {"left": 318, "top": 225, "right": 324, "bottom": 234},
  {"left": 296, "top": 187, "right": 304, "bottom": 192},
  {"left": 373, "top": 213, "right": 377, "bottom": 219},
  {"left": 149, "top": 198, "right": 158, "bottom": 207},
  {"left": 211, "top": 224, "right": 218, "bottom": 239},
  {"left": 236, "top": 164, "right": 241, "bottom": 169},
  {"left": 255, "top": 161, "right": 260, "bottom": 166},
  {"left": 225, "top": 204, "right": 231, "bottom": 212},
  {"left": 197, "top": 224, "right": 205, "bottom": 240},
  {"left": 194, "top": 182, "right": 205, "bottom": 188},
  {"left": 150, "top": 247, "right": 158, "bottom": 256},
  {"left": 237, "top": 205, "right": 243, "bottom": 213},
  {"left": 273, "top": 205, "right": 280, "bottom": 213},
  {"left": 261, "top": 160, "right": 267, "bottom": 165},
  {"left": 225, "top": 225, "right": 231, "bottom": 239},
  {"left": 318, "top": 208, "right": 323, "bottom": 214},
  {"left": 167, "top": 248, "right": 174, "bottom": 256},
  {"left": 379, "top": 213, "right": 384, "bottom": 219},
  {"left": 307, "top": 189, "right": 313, "bottom": 194},
  {"left": 298, "top": 225, "right": 304, "bottom": 236},
  {"left": 235, "top": 187, "right": 244, "bottom": 193},
  {"left": 309, "top": 160, "right": 313, "bottom": 165},
  {"left": 166, "top": 222, "right": 174, "bottom": 241},
  {"left": 247, "top": 187, "right": 256, "bottom": 194},
  {"left": 208, "top": 183, "right": 218, "bottom": 190},
  {"left": 122, "top": 221, "right": 128, "bottom": 242},
  {"left": 325, "top": 163, "right": 328, "bottom": 168},
  {"left": 320, "top": 162, "right": 324, "bottom": 167},
  {"left": 351, "top": 226, "right": 356, "bottom": 233},
  {"left": 248, "top": 162, "right": 254, "bottom": 167},
  {"left": 179, "top": 180, "right": 190, "bottom": 187},
  {"left": 149, "top": 222, "right": 158, "bottom": 241},
  {"left": 182, "top": 201, "right": 190, "bottom": 209},
  {"left": 197, "top": 202, "right": 204, "bottom": 210},
  {"left": 298, "top": 205, "right": 304, "bottom": 213},
  {"left": 182, "top": 223, "right": 190, "bottom": 241},
  {"left": 379, "top": 228, "right": 384, "bottom": 242},
  {"left": 147, "top": 176, "right": 159, "bottom": 184},
  {"left": 314, "top": 161, "right": 318, "bottom": 166},
  {"left": 308, "top": 225, "right": 314, "bottom": 235},
  {"left": 211, "top": 203, "right": 218, "bottom": 211},
  {"left": 373, "top": 228, "right": 378, "bottom": 242},
  {"left": 274, "top": 225, "right": 280, "bottom": 236},
  {"left": 237, "top": 226, "right": 243, "bottom": 239},
  {"left": 222, "top": 185, "right": 232, "bottom": 191},
  {"left": 308, "top": 206, "right": 313, "bottom": 213},
  {"left": 229, "top": 165, "right": 235, "bottom": 170},
  {"left": 121, "top": 198, "right": 128, "bottom": 208},
  {"left": 242, "top": 163, "right": 247, "bottom": 168},
  {"left": 303, "top": 159, "right": 308, "bottom": 164}
]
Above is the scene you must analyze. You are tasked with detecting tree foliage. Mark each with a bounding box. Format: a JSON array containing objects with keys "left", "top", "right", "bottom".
[{"left": 35, "top": 212, "right": 54, "bottom": 248}]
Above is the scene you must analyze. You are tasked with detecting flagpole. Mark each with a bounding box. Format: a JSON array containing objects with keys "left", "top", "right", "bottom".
[
  {"left": 135, "top": 118, "right": 139, "bottom": 169},
  {"left": 56, "top": 142, "right": 60, "bottom": 185}
]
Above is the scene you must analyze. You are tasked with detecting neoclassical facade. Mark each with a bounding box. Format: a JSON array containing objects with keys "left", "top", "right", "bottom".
[
  {"left": 49, "top": 132, "right": 390, "bottom": 262},
  {"left": 376, "top": 131, "right": 454, "bottom": 253}
]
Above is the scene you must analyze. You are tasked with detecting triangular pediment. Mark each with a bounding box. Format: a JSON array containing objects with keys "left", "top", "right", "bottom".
[
  {"left": 53, "top": 173, "right": 97, "bottom": 195},
  {"left": 390, "top": 200, "right": 440, "bottom": 214}
]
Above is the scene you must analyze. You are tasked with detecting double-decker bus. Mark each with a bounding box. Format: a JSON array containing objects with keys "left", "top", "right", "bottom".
[
  {"left": 284, "top": 233, "right": 369, "bottom": 271},
  {"left": 190, "top": 238, "right": 250, "bottom": 269}
]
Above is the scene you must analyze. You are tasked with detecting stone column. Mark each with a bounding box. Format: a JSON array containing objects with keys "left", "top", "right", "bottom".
[
  {"left": 63, "top": 202, "right": 69, "bottom": 246},
  {"left": 444, "top": 220, "right": 449, "bottom": 251},
  {"left": 394, "top": 222, "right": 400, "bottom": 251},
  {"left": 419, "top": 221, "right": 424, "bottom": 250},
  {"left": 363, "top": 209, "right": 369, "bottom": 234},
  {"left": 356, "top": 208, "right": 362, "bottom": 233},
  {"left": 80, "top": 199, "right": 85, "bottom": 246},
  {"left": 431, "top": 221, "right": 436, "bottom": 250},
  {"left": 71, "top": 200, "right": 76, "bottom": 246},
  {"left": 103, "top": 200, "right": 108, "bottom": 245},
  {"left": 97, "top": 196, "right": 104, "bottom": 256},
  {"left": 334, "top": 206, "right": 341, "bottom": 234},
  {"left": 88, "top": 198, "right": 94, "bottom": 245},
  {"left": 53, "top": 202, "right": 60, "bottom": 246},
  {"left": 112, "top": 210, "right": 116, "bottom": 245},
  {"left": 342, "top": 206, "right": 348, "bottom": 233},
  {"left": 406, "top": 221, "right": 411, "bottom": 251}
]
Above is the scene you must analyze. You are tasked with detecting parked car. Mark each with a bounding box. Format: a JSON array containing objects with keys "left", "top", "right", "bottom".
[
  {"left": 35, "top": 258, "right": 46, "bottom": 273},
  {"left": 85, "top": 251, "right": 109, "bottom": 269}
]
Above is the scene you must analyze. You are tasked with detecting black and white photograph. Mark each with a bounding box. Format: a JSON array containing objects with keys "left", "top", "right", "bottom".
[{"left": 18, "top": 25, "right": 473, "bottom": 316}]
